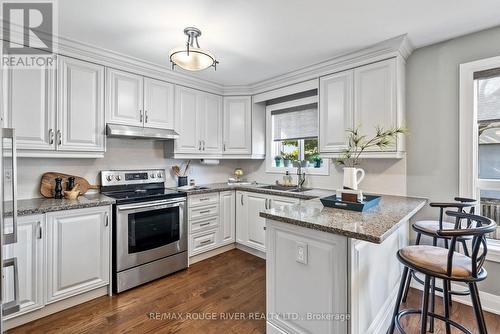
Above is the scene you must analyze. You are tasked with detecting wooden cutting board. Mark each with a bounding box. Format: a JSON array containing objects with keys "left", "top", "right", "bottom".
[{"left": 40, "top": 172, "right": 99, "bottom": 198}]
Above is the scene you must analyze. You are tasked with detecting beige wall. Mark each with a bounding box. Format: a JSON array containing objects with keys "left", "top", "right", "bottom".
[{"left": 406, "top": 25, "right": 500, "bottom": 296}]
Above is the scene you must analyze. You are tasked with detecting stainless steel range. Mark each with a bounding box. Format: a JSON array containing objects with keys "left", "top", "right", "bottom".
[{"left": 100, "top": 169, "right": 187, "bottom": 293}]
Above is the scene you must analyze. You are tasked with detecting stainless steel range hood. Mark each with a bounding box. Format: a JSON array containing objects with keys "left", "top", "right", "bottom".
[{"left": 106, "top": 124, "right": 179, "bottom": 140}]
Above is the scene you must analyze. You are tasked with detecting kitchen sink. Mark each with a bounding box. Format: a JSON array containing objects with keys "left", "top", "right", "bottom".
[{"left": 260, "top": 185, "right": 312, "bottom": 193}]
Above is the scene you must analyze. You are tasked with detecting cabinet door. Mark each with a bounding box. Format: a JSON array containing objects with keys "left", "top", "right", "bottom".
[
  {"left": 57, "top": 56, "right": 105, "bottom": 152},
  {"left": 2, "top": 67, "right": 55, "bottom": 150},
  {"left": 46, "top": 207, "right": 110, "bottom": 303},
  {"left": 223, "top": 96, "right": 252, "bottom": 154},
  {"left": 236, "top": 191, "right": 267, "bottom": 252},
  {"left": 106, "top": 68, "right": 143, "bottom": 127},
  {"left": 174, "top": 86, "right": 200, "bottom": 153},
  {"left": 219, "top": 191, "right": 236, "bottom": 246},
  {"left": 2, "top": 215, "right": 44, "bottom": 319},
  {"left": 319, "top": 70, "right": 353, "bottom": 153},
  {"left": 198, "top": 93, "right": 222, "bottom": 154},
  {"left": 354, "top": 59, "right": 397, "bottom": 151},
  {"left": 143, "top": 77, "right": 174, "bottom": 130}
]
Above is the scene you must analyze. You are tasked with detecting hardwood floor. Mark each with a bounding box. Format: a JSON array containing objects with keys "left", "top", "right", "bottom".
[{"left": 7, "top": 249, "right": 500, "bottom": 333}]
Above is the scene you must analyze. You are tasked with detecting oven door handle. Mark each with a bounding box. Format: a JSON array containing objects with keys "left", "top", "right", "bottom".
[{"left": 117, "top": 199, "right": 184, "bottom": 211}]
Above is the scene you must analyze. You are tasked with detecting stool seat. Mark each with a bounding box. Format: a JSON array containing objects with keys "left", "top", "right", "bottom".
[
  {"left": 412, "top": 220, "right": 472, "bottom": 239},
  {"left": 398, "top": 245, "right": 474, "bottom": 279}
]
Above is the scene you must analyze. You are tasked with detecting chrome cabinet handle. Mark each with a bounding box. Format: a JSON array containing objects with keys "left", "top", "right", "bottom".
[
  {"left": 263, "top": 226, "right": 266, "bottom": 231},
  {"left": 198, "top": 140, "right": 202, "bottom": 150},
  {"left": 268, "top": 199, "right": 272, "bottom": 209},
  {"left": 145, "top": 111, "right": 148, "bottom": 123},
  {"left": 36, "top": 221, "right": 42, "bottom": 239},
  {"left": 199, "top": 222, "right": 211, "bottom": 227},
  {"left": 48, "top": 129, "right": 54, "bottom": 144},
  {"left": 240, "top": 194, "right": 244, "bottom": 206},
  {"left": 105, "top": 212, "right": 109, "bottom": 227},
  {"left": 203, "top": 140, "right": 206, "bottom": 151},
  {"left": 2, "top": 258, "right": 20, "bottom": 316},
  {"left": 199, "top": 198, "right": 210, "bottom": 202},
  {"left": 139, "top": 110, "right": 143, "bottom": 122},
  {"left": 200, "top": 239, "right": 212, "bottom": 245},
  {"left": 57, "top": 130, "right": 62, "bottom": 145},
  {"left": 223, "top": 143, "right": 226, "bottom": 151},
  {"left": 199, "top": 210, "right": 210, "bottom": 214}
]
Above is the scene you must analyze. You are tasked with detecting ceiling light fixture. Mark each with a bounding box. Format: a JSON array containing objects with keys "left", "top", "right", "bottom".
[{"left": 169, "top": 27, "right": 219, "bottom": 71}]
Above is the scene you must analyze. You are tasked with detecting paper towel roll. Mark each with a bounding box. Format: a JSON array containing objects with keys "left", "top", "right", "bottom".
[{"left": 200, "top": 159, "right": 220, "bottom": 165}]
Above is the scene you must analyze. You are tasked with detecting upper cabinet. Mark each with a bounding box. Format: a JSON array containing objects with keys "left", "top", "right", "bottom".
[
  {"left": 319, "top": 58, "right": 404, "bottom": 157},
  {"left": 57, "top": 56, "right": 105, "bottom": 152},
  {"left": 106, "top": 68, "right": 174, "bottom": 130},
  {"left": 173, "top": 86, "right": 222, "bottom": 155},
  {"left": 2, "top": 55, "right": 105, "bottom": 157},
  {"left": 223, "top": 96, "right": 252, "bottom": 155}
]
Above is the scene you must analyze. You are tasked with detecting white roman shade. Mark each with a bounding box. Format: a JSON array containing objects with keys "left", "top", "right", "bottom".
[{"left": 272, "top": 103, "right": 318, "bottom": 141}]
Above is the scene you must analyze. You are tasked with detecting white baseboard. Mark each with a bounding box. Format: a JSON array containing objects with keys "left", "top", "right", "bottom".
[
  {"left": 410, "top": 278, "right": 500, "bottom": 316},
  {"left": 236, "top": 243, "right": 266, "bottom": 259}
]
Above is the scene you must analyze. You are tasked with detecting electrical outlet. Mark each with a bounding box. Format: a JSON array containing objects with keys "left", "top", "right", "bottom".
[{"left": 296, "top": 241, "right": 308, "bottom": 265}]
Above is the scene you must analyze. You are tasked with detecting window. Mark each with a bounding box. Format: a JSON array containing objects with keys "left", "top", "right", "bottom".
[{"left": 266, "top": 96, "right": 329, "bottom": 175}]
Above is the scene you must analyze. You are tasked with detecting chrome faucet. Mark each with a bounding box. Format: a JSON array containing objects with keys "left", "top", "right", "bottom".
[{"left": 296, "top": 161, "right": 306, "bottom": 189}]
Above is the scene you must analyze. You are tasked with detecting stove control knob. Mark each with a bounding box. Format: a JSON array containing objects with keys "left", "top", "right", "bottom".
[
  {"left": 157, "top": 173, "right": 163, "bottom": 178},
  {"left": 106, "top": 175, "right": 113, "bottom": 182},
  {"left": 115, "top": 175, "right": 121, "bottom": 181},
  {"left": 150, "top": 173, "right": 155, "bottom": 178}
]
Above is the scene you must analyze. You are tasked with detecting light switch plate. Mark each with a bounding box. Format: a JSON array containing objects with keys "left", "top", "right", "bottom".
[{"left": 296, "top": 241, "right": 308, "bottom": 265}]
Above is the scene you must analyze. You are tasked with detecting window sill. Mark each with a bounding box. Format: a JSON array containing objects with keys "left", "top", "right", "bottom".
[
  {"left": 487, "top": 238, "right": 500, "bottom": 263},
  {"left": 266, "top": 165, "right": 330, "bottom": 176}
]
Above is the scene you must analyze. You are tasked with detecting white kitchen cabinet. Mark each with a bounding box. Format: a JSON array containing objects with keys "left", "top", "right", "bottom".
[
  {"left": 106, "top": 68, "right": 143, "bottom": 127},
  {"left": 46, "top": 206, "right": 110, "bottom": 304},
  {"left": 223, "top": 96, "right": 252, "bottom": 155},
  {"left": 174, "top": 86, "right": 222, "bottom": 155},
  {"left": 143, "top": 77, "right": 175, "bottom": 130},
  {"left": 2, "top": 215, "right": 44, "bottom": 319},
  {"left": 319, "top": 70, "right": 353, "bottom": 153},
  {"left": 57, "top": 56, "right": 105, "bottom": 152},
  {"left": 2, "top": 67, "right": 55, "bottom": 150},
  {"left": 354, "top": 58, "right": 397, "bottom": 151},
  {"left": 219, "top": 191, "right": 236, "bottom": 246}
]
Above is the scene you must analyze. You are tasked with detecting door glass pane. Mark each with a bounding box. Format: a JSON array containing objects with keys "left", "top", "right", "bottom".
[
  {"left": 480, "top": 189, "right": 500, "bottom": 240},
  {"left": 128, "top": 206, "right": 180, "bottom": 253}
]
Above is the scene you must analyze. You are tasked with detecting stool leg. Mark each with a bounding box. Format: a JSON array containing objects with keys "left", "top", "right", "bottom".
[
  {"left": 429, "top": 277, "right": 435, "bottom": 332},
  {"left": 469, "top": 282, "right": 488, "bottom": 334},
  {"left": 461, "top": 240, "right": 470, "bottom": 257},
  {"left": 443, "top": 279, "right": 451, "bottom": 334},
  {"left": 388, "top": 266, "right": 409, "bottom": 334},
  {"left": 420, "top": 275, "right": 431, "bottom": 334},
  {"left": 402, "top": 233, "right": 421, "bottom": 303},
  {"left": 448, "top": 280, "right": 453, "bottom": 307}
]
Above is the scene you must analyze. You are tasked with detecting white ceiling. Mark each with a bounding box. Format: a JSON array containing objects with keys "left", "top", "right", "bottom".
[{"left": 58, "top": 0, "right": 500, "bottom": 86}]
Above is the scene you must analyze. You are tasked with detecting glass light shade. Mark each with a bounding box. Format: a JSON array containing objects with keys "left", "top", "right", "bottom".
[{"left": 169, "top": 46, "right": 216, "bottom": 71}]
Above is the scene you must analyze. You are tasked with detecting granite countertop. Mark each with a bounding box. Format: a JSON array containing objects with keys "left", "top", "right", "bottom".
[
  {"left": 8, "top": 193, "right": 115, "bottom": 217},
  {"left": 260, "top": 195, "right": 427, "bottom": 244},
  {"left": 178, "top": 182, "right": 334, "bottom": 200}
]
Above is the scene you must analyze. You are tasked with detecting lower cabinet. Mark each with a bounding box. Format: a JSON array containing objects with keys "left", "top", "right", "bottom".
[
  {"left": 3, "top": 206, "right": 111, "bottom": 321},
  {"left": 2, "top": 215, "right": 44, "bottom": 319},
  {"left": 236, "top": 191, "right": 300, "bottom": 253},
  {"left": 219, "top": 191, "right": 236, "bottom": 246},
  {"left": 46, "top": 207, "right": 110, "bottom": 303}
]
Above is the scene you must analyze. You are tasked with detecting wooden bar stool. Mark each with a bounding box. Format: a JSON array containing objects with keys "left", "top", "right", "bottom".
[
  {"left": 402, "top": 197, "right": 476, "bottom": 328},
  {"left": 388, "top": 211, "right": 497, "bottom": 334}
]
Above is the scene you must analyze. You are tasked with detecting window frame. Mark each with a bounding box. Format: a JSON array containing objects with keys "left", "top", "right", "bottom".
[
  {"left": 459, "top": 55, "right": 500, "bottom": 260},
  {"left": 265, "top": 96, "right": 329, "bottom": 175}
]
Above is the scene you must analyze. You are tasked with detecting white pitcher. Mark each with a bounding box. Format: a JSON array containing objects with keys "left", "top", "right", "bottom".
[{"left": 343, "top": 167, "right": 365, "bottom": 190}]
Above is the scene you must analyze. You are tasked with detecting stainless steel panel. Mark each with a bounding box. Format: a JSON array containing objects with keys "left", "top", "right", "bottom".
[
  {"left": 106, "top": 123, "right": 179, "bottom": 140},
  {"left": 2, "top": 258, "right": 20, "bottom": 316},
  {"left": 115, "top": 251, "right": 188, "bottom": 293}
]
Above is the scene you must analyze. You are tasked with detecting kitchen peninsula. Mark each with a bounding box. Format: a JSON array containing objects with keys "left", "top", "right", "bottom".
[{"left": 260, "top": 195, "right": 426, "bottom": 334}]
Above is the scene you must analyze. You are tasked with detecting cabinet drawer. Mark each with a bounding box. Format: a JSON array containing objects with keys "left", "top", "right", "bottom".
[
  {"left": 189, "top": 229, "right": 218, "bottom": 256},
  {"left": 190, "top": 216, "right": 219, "bottom": 234},
  {"left": 188, "top": 193, "right": 219, "bottom": 207},
  {"left": 189, "top": 204, "right": 218, "bottom": 221}
]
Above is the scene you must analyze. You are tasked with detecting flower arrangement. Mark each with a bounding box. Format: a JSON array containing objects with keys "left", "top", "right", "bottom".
[{"left": 335, "top": 126, "right": 408, "bottom": 167}]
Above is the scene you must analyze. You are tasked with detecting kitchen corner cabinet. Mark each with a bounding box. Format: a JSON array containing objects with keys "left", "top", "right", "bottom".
[
  {"left": 1, "top": 56, "right": 105, "bottom": 157},
  {"left": 46, "top": 206, "right": 110, "bottom": 304},
  {"left": 236, "top": 191, "right": 299, "bottom": 252},
  {"left": 106, "top": 68, "right": 175, "bottom": 130},
  {"left": 219, "top": 191, "right": 236, "bottom": 246},
  {"left": 2, "top": 215, "right": 45, "bottom": 319},
  {"left": 174, "top": 86, "right": 222, "bottom": 155},
  {"left": 223, "top": 96, "right": 252, "bottom": 155},
  {"left": 319, "top": 58, "right": 404, "bottom": 157}
]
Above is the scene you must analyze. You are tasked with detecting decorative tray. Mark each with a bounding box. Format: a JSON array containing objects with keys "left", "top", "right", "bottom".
[{"left": 320, "top": 194, "right": 381, "bottom": 212}]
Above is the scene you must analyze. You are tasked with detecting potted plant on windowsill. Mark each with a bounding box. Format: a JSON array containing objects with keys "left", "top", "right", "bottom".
[
  {"left": 311, "top": 154, "right": 322, "bottom": 168},
  {"left": 282, "top": 152, "right": 295, "bottom": 168},
  {"left": 274, "top": 155, "right": 283, "bottom": 167},
  {"left": 335, "top": 126, "right": 408, "bottom": 190}
]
